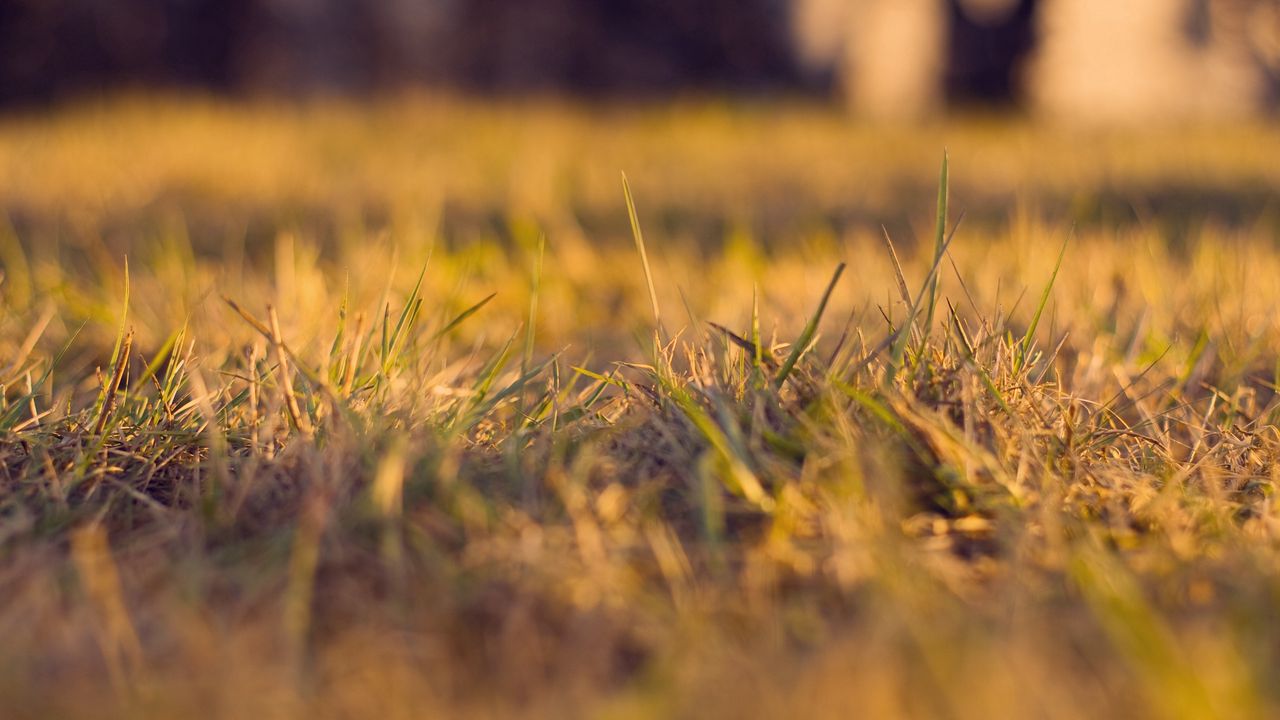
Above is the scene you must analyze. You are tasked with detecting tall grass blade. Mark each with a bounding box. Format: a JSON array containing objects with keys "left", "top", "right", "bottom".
[
  {"left": 91, "top": 258, "right": 130, "bottom": 422},
  {"left": 90, "top": 329, "right": 133, "bottom": 437},
  {"left": 884, "top": 231, "right": 958, "bottom": 384},
  {"left": 922, "top": 151, "right": 949, "bottom": 336},
  {"left": 880, "top": 226, "right": 912, "bottom": 307},
  {"left": 523, "top": 233, "right": 546, "bottom": 372},
  {"left": 775, "top": 262, "right": 844, "bottom": 389},
  {"left": 1018, "top": 232, "right": 1069, "bottom": 373},
  {"left": 751, "top": 283, "right": 764, "bottom": 374},
  {"left": 621, "top": 172, "right": 663, "bottom": 337}
]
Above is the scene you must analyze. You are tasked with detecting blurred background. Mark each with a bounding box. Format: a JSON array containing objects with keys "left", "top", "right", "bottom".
[
  {"left": 4, "top": 0, "right": 1280, "bottom": 324},
  {"left": 3, "top": 0, "right": 1279, "bottom": 121},
  {"left": 5, "top": 0, "right": 1280, "bottom": 274}
]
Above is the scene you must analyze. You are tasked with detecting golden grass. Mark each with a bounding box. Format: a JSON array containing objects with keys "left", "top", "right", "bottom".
[{"left": 4, "top": 96, "right": 1280, "bottom": 719}]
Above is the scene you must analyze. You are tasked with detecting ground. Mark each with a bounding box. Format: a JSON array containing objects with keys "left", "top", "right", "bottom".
[{"left": 3, "top": 96, "right": 1280, "bottom": 719}]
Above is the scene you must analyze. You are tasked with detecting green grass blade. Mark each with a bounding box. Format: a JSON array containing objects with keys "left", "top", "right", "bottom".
[
  {"left": 130, "top": 325, "right": 183, "bottom": 393},
  {"left": 885, "top": 230, "right": 958, "bottom": 384},
  {"left": 432, "top": 293, "right": 497, "bottom": 341},
  {"left": 922, "top": 150, "right": 949, "bottom": 336},
  {"left": 751, "top": 283, "right": 764, "bottom": 374},
  {"left": 1018, "top": 232, "right": 1069, "bottom": 373},
  {"left": 775, "top": 262, "right": 845, "bottom": 389},
  {"left": 621, "top": 172, "right": 663, "bottom": 337},
  {"left": 523, "top": 233, "right": 546, "bottom": 373}
]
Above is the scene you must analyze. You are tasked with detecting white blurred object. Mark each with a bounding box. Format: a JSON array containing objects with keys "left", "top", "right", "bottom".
[
  {"left": 791, "top": 0, "right": 1278, "bottom": 123},
  {"left": 792, "top": 0, "right": 854, "bottom": 72},
  {"left": 846, "top": 0, "right": 947, "bottom": 119},
  {"left": 1027, "top": 0, "right": 1265, "bottom": 122},
  {"left": 791, "top": 0, "right": 946, "bottom": 119}
]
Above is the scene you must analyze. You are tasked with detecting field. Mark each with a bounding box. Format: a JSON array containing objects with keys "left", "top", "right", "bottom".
[{"left": 4, "top": 96, "right": 1280, "bottom": 719}]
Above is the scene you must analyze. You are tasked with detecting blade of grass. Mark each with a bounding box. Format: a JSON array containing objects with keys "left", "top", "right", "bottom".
[
  {"left": 657, "top": 373, "right": 774, "bottom": 513},
  {"left": 1018, "top": 231, "right": 1070, "bottom": 373},
  {"left": 883, "top": 227, "right": 960, "bottom": 384},
  {"left": 3, "top": 303, "right": 55, "bottom": 382},
  {"left": 621, "top": 172, "right": 663, "bottom": 338},
  {"left": 385, "top": 261, "right": 429, "bottom": 362},
  {"left": 880, "top": 226, "right": 912, "bottom": 307},
  {"left": 91, "top": 258, "right": 130, "bottom": 423},
  {"left": 90, "top": 329, "right": 133, "bottom": 437},
  {"left": 431, "top": 293, "right": 497, "bottom": 341},
  {"left": 922, "top": 151, "right": 949, "bottom": 336},
  {"left": 130, "top": 325, "right": 183, "bottom": 393},
  {"left": 708, "top": 322, "right": 777, "bottom": 370},
  {"left": 523, "top": 233, "right": 546, "bottom": 373},
  {"left": 751, "top": 283, "right": 764, "bottom": 374},
  {"left": 268, "top": 305, "right": 313, "bottom": 437},
  {"left": 775, "top": 262, "right": 845, "bottom": 389},
  {"left": 327, "top": 276, "right": 350, "bottom": 385}
]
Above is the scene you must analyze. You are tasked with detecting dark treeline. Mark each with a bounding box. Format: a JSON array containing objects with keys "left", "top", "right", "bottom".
[{"left": 0, "top": 0, "right": 804, "bottom": 106}]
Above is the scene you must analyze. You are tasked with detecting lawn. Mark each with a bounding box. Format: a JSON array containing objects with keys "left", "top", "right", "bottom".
[{"left": 3, "top": 95, "right": 1280, "bottom": 719}]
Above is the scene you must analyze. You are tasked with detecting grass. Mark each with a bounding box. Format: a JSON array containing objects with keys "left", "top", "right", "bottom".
[{"left": 4, "top": 96, "right": 1280, "bottom": 718}]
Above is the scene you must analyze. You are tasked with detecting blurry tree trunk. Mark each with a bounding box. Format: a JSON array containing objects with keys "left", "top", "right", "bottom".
[
  {"left": 1027, "top": 0, "right": 1265, "bottom": 122},
  {"left": 793, "top": 0, "right": 1028, "bottom": 119},
  {"left": 793, "top": 0, "right": 1277, "bottom": 122},
  {"left": 844, "top": 0, "right": 948, "bottom": 119}
]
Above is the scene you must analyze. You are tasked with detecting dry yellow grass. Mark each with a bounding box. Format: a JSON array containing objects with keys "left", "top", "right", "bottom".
[{"left": 3, "top": 96, "right": 1280, "bottom": 719}]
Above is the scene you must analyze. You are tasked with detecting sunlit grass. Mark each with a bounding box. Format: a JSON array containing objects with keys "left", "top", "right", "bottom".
[{"left": 4, "top": 97, "right": 1280, "bottom": 719}]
